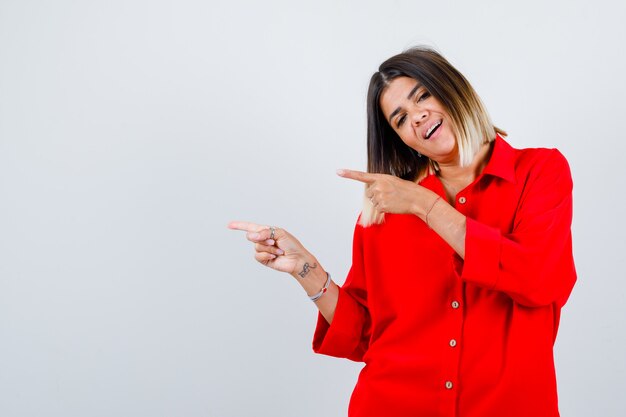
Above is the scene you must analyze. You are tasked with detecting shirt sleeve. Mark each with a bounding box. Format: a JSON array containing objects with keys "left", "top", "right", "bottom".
[
  {"left": 457, "top": 149, "right": 577, "bottom": 307},
  {"left": 312, "top": 221, "right": 371, "bottom": 362}
]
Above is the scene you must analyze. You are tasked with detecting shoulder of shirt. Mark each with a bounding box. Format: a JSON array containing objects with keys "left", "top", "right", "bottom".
[
  {"left": 510, "top": 143, "right": 570, "bottom": 173},
  {"left": 508, "top": 143, "right": 572, "bottom": 191}
]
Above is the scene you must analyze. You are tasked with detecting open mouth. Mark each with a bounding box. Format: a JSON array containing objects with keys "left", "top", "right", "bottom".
[{"left": 425, "top": 121, "right": 442, "bottom": 139}]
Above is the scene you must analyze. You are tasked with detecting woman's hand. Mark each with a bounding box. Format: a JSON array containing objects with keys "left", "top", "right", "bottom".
[
  {"left": 337, "top": 169, "right": 430, "bottom": 215},
  {"left": 229, "top": 221, "right": 338, "bottom": 323},
  {"left": 228, "top": 221, "right": 311, "bottom": 275}
]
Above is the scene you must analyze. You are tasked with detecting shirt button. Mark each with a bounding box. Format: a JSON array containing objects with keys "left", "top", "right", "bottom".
[
  {"left": 458, "top": 196, "right": 467, "bottom": 204},
  {"left": 451, "top": 301, "right": 460, "bottom": 309},
  {"left": 445, "top": 381, "right": 454, "bottom": 390},
  {"left": 449, "top": 339, "right": 457, "bottom": 347}
]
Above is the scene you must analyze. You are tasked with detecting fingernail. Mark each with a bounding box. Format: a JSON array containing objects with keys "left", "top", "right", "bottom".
[
  {"left": 336, "top": 169, "right": 345, "bottom": 176},
  {"left": 250, "top": 232, "right": 260, "bottom": 239},
  {"left": 276, "top": 249, "right": 284, "bottom": 255},
  {"left": 267, "top": 239, "right": 275, "bottom": 245},
  {"left": 270, "top": 254, "right": 277, "bottom": 259}
]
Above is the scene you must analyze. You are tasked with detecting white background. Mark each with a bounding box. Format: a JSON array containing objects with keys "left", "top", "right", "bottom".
[{"left": 1, "top": 0, "right": 625, "bottom": 416}]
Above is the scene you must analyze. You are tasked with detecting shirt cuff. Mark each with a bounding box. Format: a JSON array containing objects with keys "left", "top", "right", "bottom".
[
  {"left": 312, "top": 285, "right": 367, "bottom": 360},
  {"left": 457, "top": 217, "right": 502, "bottom": 290}
]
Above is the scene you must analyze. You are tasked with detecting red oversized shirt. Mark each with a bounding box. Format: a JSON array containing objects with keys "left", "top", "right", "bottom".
[{"left": 313, "top": 136, "right": 576, "bottom": 417}]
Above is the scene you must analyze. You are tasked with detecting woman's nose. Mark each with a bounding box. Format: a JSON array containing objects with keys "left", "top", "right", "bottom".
[{"left": 412, "top": 109, "right": 428, "bottom": 125}]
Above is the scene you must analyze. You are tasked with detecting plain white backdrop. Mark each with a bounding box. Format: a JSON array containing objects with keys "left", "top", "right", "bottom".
[{"left": 1, "top": 0, "right": 625, "bottom": 416}]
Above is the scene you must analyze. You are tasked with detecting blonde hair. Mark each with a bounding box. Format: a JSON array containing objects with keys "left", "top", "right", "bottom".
[{"left": 360, "top": 47, "right": 504, "bottom": 226}]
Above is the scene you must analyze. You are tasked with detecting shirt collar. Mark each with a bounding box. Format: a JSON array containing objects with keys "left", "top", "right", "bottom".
[
  {"left": 482, "top": 133, "right": 516, "bottom": 184},
  {"left": 419, "top": 133, "right": 517, "bottom": 188}
]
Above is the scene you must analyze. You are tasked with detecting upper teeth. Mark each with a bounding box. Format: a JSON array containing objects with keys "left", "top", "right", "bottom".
[{"left": 426, "top": 121, "right": 441, "bottom": 138}]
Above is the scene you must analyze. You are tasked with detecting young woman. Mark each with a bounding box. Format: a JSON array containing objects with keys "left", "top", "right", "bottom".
[{"left": 229, "top": 47, "right": 576, "bottom": 417}]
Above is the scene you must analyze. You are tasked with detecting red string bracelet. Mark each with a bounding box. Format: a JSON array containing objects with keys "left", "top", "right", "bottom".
[{"left": 425, "top": 196, "right": 442, "bottom": 229}]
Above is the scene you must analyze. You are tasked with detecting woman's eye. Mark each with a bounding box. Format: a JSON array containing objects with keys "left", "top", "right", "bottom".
[
  {"left": 418, "top": 91, "right": 431, "bottom": 102},
  {"left": 397, "top": 115, "right": 407, "bottom": 128}
]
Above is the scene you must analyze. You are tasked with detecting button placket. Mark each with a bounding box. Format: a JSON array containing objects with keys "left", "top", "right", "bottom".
[
  {"left": 442, "top": 297, "right": 462, "bottom": 401},
  {"left": 443, "top": 298, "right": 462, "bottom": 395}
]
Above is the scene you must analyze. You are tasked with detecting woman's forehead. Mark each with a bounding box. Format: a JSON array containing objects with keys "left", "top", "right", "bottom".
[{"left": 380, "top": 77, "right": 421, "bottom": 115}]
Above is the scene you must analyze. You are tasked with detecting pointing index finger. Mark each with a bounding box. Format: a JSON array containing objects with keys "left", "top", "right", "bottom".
[
  {"left": 337, "top": 169, "right": 378, "bottom": 184},
  {"left": 227, "top": 221, "right": 267, "bottom": 233}
]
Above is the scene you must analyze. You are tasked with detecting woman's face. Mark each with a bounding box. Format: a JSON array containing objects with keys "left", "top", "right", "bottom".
[{"left": 379, "top": 76, "right": 458, "bottom": 165}]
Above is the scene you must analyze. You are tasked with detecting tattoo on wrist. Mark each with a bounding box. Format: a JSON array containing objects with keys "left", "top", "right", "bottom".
[{"left": 297, "top": 262, "right": 317, "bottom": 278}]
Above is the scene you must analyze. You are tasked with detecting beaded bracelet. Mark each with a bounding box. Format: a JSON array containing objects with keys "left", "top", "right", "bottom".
[{"left": 309, "top": 272, "right": 332, "bottom": 302}]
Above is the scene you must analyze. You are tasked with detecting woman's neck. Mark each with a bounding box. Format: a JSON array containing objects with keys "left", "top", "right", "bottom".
[{"left": 437, "top": 142, "right": 493, "bottom": 197}]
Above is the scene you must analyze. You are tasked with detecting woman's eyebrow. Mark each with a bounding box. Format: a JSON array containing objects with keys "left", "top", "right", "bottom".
[
  {"left": 388, "top": 83, "right": 422, "bottom": 124},
  {"left": 406, "top": 83, "right": 421, "bottom": 101}
]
